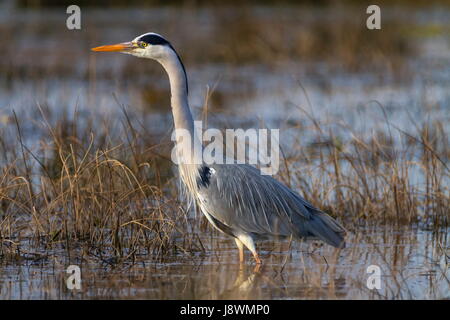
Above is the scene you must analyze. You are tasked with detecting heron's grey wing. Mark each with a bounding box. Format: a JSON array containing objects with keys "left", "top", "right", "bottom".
[{"left": 196, "top": 164, "right": 346, "bottom": 248}]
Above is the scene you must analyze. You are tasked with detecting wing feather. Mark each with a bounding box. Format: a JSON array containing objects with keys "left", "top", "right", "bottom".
[{"left": 196, "top": 164, "right": 346, "bottom": 247}]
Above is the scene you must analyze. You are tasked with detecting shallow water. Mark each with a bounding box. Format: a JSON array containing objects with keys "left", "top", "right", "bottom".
[{"left": 1, "top": 226, "right": 448, "bottom": 299}]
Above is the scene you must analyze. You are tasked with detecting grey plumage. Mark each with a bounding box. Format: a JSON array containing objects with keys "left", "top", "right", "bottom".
[{"left": 195, "top": 164, "right": 346, "bottom": 249}]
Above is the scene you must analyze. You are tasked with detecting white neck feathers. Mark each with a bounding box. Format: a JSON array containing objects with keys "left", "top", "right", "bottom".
[{"left": 158, "top": 48, "right": 203, "bottom": 195}]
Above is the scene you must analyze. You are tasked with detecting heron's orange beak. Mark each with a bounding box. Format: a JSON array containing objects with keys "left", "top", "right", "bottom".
[{"left": 91, "top": 42, "right": 135, "bottom": 52}]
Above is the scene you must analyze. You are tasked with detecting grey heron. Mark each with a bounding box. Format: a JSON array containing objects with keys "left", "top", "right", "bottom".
[{"left": 92, "top": 32, "right": 346, "bottom": 266}]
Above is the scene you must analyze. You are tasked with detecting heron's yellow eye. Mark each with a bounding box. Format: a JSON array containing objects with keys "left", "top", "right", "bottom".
[{"left": 141, "top": 42, "right": 148, "bottom": 48}]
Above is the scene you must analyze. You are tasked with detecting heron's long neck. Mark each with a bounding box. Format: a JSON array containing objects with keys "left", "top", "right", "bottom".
[
  {"left": 160, "top": 52, "right": 193, "bottom": 134},
  {"left": 159, "top": 50, "right": 202, "bottom": 193}
]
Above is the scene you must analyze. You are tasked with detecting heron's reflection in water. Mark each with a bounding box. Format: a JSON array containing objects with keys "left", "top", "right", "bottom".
[
  {"left": 210, "top": 265, "right": 264, "bottom": 299},
  {"left": 194, "top": 243, "right": 347, "bottom": 300}
]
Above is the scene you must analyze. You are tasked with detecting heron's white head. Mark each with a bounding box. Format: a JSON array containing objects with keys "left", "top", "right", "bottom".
[
  {"left": 92, "top": 32, "right": 189, "bottom": 94},
  {"left": 91, "top": 32, "right": 176, "bottom": 61}
]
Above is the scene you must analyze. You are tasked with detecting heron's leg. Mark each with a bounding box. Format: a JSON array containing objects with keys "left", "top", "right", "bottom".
[
  {"left": 252, "top": 251, "right": 262, "bottom": 265},
  {"left": 234, "top": 238, "right": 245, "bottom": 265},
  {"left": 234, "top": 238, "right": 244, "bottom": 265},
  {"left": 237, "top": 233, "right": 262, "bottom": 266}
]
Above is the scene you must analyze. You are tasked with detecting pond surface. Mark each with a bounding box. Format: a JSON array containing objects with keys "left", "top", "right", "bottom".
[{"left": 1, "top": 226, "right": 448, "bottom": 299}]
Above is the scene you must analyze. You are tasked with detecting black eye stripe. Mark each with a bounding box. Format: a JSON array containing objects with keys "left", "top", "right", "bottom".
[{"left": 138, "top": 34, "right": 170, "bottom": 46}]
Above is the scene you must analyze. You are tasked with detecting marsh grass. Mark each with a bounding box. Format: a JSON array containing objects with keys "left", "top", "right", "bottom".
[
  {"left": 0, "top": 104, "right": 202, "bottom": 262},
  {"left": 0, "top": 92, "right": 448, "bottom": 266},
  {"left": 276, "top": 104, "right": 449, "bottom": 228}
]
